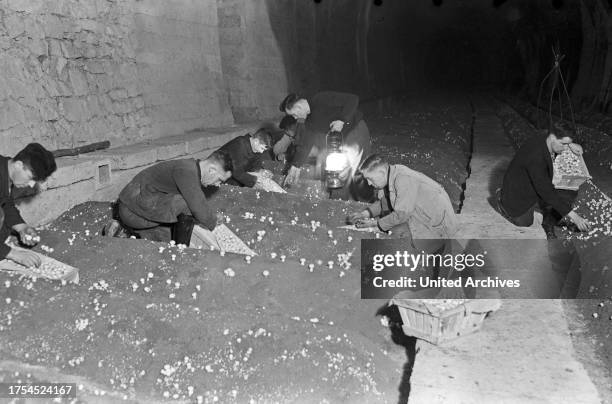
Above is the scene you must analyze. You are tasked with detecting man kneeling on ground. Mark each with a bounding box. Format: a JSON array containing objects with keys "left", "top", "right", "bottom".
[
  {"left": 104, "top": 151, "right": 233, "bottom": 244},
  {"left": 346, "top": 154, "right": 458, "bottom": 244},
  {"left": 217, "top": 128, "right": 272, "bottom": 187},
  {"left": 497, "top": 131, "right": 590, "bottom": 233},
  {"left": 1, "top": 143, "right": 57, "bottom": 268}
]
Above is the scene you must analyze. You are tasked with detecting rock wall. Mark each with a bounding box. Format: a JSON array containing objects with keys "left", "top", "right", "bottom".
[
  {"left": 217, "top": 0, "right": 318, "bottom": 122},
  {"left": 132, "top": 0, "right": 233, "bottom": 138},
  {"left": 216, "top": 0, "right": 417, "bottom": 122},
  {"left": 0, "top": 0, "right": 535, "bottom": 156},
  {"left": 0, "top": 0, "right": 233, "bottom": 155}
]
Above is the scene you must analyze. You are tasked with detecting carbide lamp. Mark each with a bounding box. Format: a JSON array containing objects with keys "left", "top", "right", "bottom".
[{"left": 325, "top": 130, "right": 349, "bottom": 189}]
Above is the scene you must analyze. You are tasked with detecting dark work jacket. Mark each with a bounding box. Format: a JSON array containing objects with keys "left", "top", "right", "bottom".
[
  {"left": 291, "top": 92, "right": 364, "bottom": 168},
  {"left": 0, "top": 156, "right": 26, "bottom": 259},
  {"left": 218, "top": 134, "right": 263, "bottom": 187},
  {"left": 119, "top": 159, "right": 217, "bottom": 230},
  {"left": 501, "top": 136, "right": 572, "bottom": 217}
]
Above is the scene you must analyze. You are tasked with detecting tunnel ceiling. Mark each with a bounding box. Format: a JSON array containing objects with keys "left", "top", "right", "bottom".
[
  {"left": 365, "top": 0, "right": 583, "bottom": 92},
  {"left": 276, "top": 0, "right": 609, "bottom": 112}
]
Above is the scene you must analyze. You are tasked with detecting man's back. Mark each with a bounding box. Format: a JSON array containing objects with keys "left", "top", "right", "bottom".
[
  {"left": 218, "top": 135, "right": 257, "bottom": 172},
  {"left": 127, "top": 159, "right": 198, "bottom": 194},
  {"left": 386, "top": 164, "right": 457, "bottom": 237},
  {"left": 501, "top": 136, "right": 556, "bottom": 217},
  {"left": 119, "top": 159, "right": 214, "bottom": 226},
  {"left": 217, "top": 135, "right": 262, "bottom": 187}
]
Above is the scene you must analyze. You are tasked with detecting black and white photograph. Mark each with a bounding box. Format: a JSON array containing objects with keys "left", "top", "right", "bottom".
[{"left": 0, "top": 0, "right": 611, "bottom": 403}]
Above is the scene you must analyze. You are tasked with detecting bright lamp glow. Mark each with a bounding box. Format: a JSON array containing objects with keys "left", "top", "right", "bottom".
[{"left": 326, "top": 152, "right": 348, "bottom": 172}]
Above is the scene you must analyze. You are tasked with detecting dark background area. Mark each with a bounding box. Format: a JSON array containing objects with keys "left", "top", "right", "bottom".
[{"left": 265, "top": 0, "right": 610, "bottom": 112}]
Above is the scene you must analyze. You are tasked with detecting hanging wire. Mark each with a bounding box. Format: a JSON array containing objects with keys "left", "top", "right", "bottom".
[
  {"left": 536, "top": 45, "right": 578, "bottom": 136},
  {"left": 536, "top": 64, "right": 556, "bottom": 129},
  {"left": 558, "top": 63, "right": 578, "bottom": 135}
]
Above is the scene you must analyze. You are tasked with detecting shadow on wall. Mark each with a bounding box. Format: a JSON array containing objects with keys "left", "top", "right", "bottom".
[
  {"left": 260, "top": 0, "right": 528, "bottom": 99},
  {"left": 261, "top": 0, "right": 419, "bottom": 100},
  {"left": 261, "top": 0, "right": 366, "bottom": 97},
  {"left": 262, "top": 0, "right": 320, "bottom": 97},
  {"left": 486, "top": 161, "right": 510, "bottom": 212}
]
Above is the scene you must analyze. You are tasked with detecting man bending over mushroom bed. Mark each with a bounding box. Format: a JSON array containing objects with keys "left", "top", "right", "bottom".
[
  {"left": 0, "top": 143, "right": 57, "bottom": 268},
  {"left": 104, "top": 150, "right": 233, "bottom": 245},
  {"left": 347, "top": 154, "right": 458, "bottom": 247},
  {"left": 217, "top": 128, "right": 273, "bottom": 188},
  {"left": 497, "top": 131, "right": 590, "bottom": 235}
]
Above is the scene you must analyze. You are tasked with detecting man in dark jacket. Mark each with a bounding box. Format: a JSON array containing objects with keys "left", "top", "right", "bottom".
[
  {"left": 217, "top": 129, "right": 272, "bottom": 187},
  {"left": 105, "top": 150, "right": 233, "bottom": 243},
  {"left": 0, "top": 143, "right": 57, "bottom": 268},
  {"left": 498, "top": 132, "right": 590, "bottom": 232},
  {"left": 273, "top": 115, "right": 299, "bottom": 163},
  {"left": 278, "top": 91, "right": 372, "bottom": 187}
]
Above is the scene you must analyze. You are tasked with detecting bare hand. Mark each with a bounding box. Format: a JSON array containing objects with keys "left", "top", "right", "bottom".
[
  {"left": 347, "top": 210, "right": 369, "bottom": 224},
  {"left": 330, "top": 120, "right": 345, "bottom": 132},
  {"left": 568, "top": 143, "right": 583, "bottom": 155},
  {"left": 273, "top": 134, "right": 293, "bottom": 157},
  {"left": 568, "top": 212, "right": 590, "bottom": 232},
  {"left": 338, "top": 165, "right": 352, "bottom": 182},
  {"left": 355, "top": 218, "right": 377, "bottom": 229},
  {"left": 18, "top": 226, "right": 39, "bottom": 247},
  {"left": 216, "top": 213, "right": 225, "bottom": 225},
  {"left": 7, "top": 248, "right": 41, "bottom": 268},
  {"left": 283, "top": 166, "right": 301, "bottom": 187}
]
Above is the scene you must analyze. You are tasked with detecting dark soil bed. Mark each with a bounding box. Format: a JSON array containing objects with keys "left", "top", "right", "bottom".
[{"left": 0, "top": 97, "right": 474, "bottom": 403}]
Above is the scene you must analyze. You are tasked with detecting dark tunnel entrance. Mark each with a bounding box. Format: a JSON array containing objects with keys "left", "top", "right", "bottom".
[{"left": 259, "top": 0, "right": 601, "bottom": 107}]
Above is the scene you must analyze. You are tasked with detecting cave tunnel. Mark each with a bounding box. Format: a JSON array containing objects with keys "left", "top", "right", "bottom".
[
  {"left": 1, "top": 0, "right": 612, "bottom": 403},
  {"left": 257, "top": 0, "right": 606, "bottom": 112}
]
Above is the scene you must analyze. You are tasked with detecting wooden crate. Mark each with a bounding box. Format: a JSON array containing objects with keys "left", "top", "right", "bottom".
[
  {"left": 553, "top": 153, "right": 591, "bottom": 191},
  {"left": 0, "top": 244, "right": 79, "bottom": 284},
  {"left": 389, "top": 299, "right": 500, "bottom": 345}
]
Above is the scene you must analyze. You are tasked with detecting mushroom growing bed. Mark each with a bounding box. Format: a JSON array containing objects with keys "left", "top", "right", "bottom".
[{"left": 0, "top": 96, "right": 474, "bottom": 402}]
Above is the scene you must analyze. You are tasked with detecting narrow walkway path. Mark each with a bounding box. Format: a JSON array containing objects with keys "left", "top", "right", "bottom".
[
  {"left": 459, "top": 100, "right": 543, "bottom": 239},
  {"left": 407, "top": 96, "right": 601, "bottom": 404}
]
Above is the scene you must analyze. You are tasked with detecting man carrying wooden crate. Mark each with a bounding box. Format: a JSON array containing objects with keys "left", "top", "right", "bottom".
[
  {"left": 497, "top": 132, "right": 590, "bottom": 234},
  {"left": 0, "top": 143, "right": 57, "bottom": 268}
]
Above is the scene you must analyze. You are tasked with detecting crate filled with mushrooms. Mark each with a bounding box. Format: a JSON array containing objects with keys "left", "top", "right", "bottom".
[
  {"left": 552, "top": 148, "right": 591, "bottom": 191},
  {"left": 0, "top": 243, "right": 79, "bottom": 284}
]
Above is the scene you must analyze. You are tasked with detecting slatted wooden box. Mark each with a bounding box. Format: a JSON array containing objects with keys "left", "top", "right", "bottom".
[
  {"left": 389, "top": 299, "right": 501, "bottom": 345},
  {"left": 553, "top": 153, "right": 591, "bottom": 191}
]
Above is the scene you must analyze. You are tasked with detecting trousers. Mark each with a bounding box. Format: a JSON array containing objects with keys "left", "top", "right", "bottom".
[{"left": 117, "top": 195, "right": 191, "bottom": 242}]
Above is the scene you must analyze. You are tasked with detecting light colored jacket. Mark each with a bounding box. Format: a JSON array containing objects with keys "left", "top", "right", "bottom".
[{"left": 368, "top": 165, "right": 458, "bottom": 237}]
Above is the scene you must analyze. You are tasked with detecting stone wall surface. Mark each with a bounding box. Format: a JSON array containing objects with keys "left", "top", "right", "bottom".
[
  {"left": 217, "top": 0, "right": 297, "bottom": 122},
  {"left": 0, "top": 0, "right": 233, "bottom": 155},
  {"left": 215, "top": 0, "right": 430, "bottom": 121},
  {"left": 0, "top": 0, "right": 427, "bottom": 154},
  {"left": 132, "top": 0, "right": 234, "bottom": 138}
]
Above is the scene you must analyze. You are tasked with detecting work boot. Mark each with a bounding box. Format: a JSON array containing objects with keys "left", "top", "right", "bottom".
[
  {"left": 102, "top": 219, "right": 134, "bottom": 238},
  {"left": 102, "top": 219, "right": 122, "bottom": 237},
  {"left": 541, "top": 206, "right": 559, "bottom": 239},
  {"left": 172, "top": 214, "right": 196, "bottom": 245}
]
